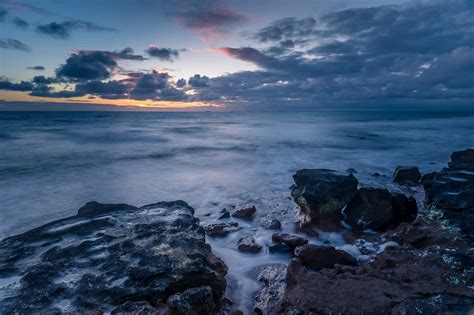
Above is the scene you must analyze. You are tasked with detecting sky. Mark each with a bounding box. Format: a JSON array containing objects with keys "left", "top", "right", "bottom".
[{"left": 0, "top": 0, "right": 473, "bottom": 110}]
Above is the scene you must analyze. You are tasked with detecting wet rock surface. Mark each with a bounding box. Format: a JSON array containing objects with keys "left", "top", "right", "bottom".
[
  {"left": 231, "top": 206, "right": 256, "bottom": 219},
  {"left": 393, "top": 166, "right": 422, "bottom": 184},
  {"left": 237, "top": 236, "right": 262, "bottom": 253},
  {"left": 291, "top": 169, "right": 358, "bottom": 226},
  {"left": 260, "top": 216, "right": 281, "bottom": 229},
  {"left": 294, "top": 244, "right": 357, "bottom": 270},
  {"left": 203, "top": 221, "right": 240, "bottom": 237},
  {"left": 0, "top": 200, "right": 227, "bottom": 314},
  {"left": 254, "top": 265, "right": 287, "bottom": 315},
  {"left": 272, "top": 233, "right": 308, "bottom": 249},
  {"left": 343, "top": 188, "right": 417, "bottom": 231}
]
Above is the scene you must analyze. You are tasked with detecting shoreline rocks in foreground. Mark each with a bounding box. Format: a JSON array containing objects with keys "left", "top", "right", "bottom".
[
  {"left": 0, "top": 200, "right": 227, "bottom": 314},
  {"left": 1, "top": 148, "right": 473, "bottom": 315},
  {"left": 255, "top": 148, "right": 474, "bottom": 314}
]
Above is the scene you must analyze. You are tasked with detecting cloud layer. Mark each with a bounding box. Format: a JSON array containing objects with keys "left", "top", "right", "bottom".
[{"left": 1, "top": 1, "right": 473, "bottom": 108}]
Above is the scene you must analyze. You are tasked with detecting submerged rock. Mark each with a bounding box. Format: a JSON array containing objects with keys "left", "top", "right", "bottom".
[
  {"left": 294, "top": 244, "right": 357, "bottom": 270},
  {"left": 291, "top": 169, "right": 358, "bottom": 226},
  {"left": 203, "top": 221, "right": 240, "bottom": 237},
  {"left": 0, "top": 201, "right": 227, "bottom": 314},
  {"left": 271, "top": 233, "right": 308, "bottom": 249},
  {"left": 343, "top": 188, "right": 417, "bottom": 231},
  {"left": 237, "top": 236, "right": 262, "bottom": 253},
  {"left": 231, "top": 206, "right": 256, "bottom": 219},
  {"left": 393, "top": 166, "right": 421, "bottom": 184}
]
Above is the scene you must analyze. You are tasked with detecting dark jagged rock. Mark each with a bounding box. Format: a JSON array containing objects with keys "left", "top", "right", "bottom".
[
  {"left": 217, "top": 210, "right": 230, "bottom": 220},
  {"left": 254, "top": 265, "right": 287, "bottom": 315},
  {"left": 449, "top": 148, "right": 474, "bottom": 168},
  {"left": 167, "top": 286, "right": 214, "bottom": 314},
  {"left": 237, "top": 236, "right": 262, "bottom": 253},
  {"left": 260, "top": 217, "right": 281, "bottom": 229},
  {"left": 424, "top": 149, "right": 474, "bottom": 213},
  {"left": 294, "top": 244, "right": 357, "bottom": 270},
  {"left": 391, "top": 193, "right": 418, "bottom": 225},
  {"left": 77, "top": 201, "right": 138, "bottom": 217},
  {"left": 271, "top": 233, "right": 308, "bottom": 249},
  {"left": 343, "top": 188, "right": 417, "bottom": 231},
  {"left": 372, "top": 172, "right": 381, "bottom": 177},
  {"left": 291, "top": 169, "right": 358, "bottom": 226},
  {"left": 393, "top": 166, "right": 421, "bottom": 184},
  {"left": 0, "top": 201, "right": 227, "bottom": 314},
  {"left": 231, "top": 206, "right": 256, "bottom": 219},
  {"left": 203, "top": 221, "right": 240, "bottom": 237},
  {"left": 421, "top": 171, "right": 437, "bottom": 184}
]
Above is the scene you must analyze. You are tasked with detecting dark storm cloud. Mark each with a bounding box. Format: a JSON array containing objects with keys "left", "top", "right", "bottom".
[
  {"left": 12, "top": 16, "right": 28, "bottom": 29},
  {"left": 0, "top": 80, "right": 33, "bottom": 91},
  {"left": 27, "top": 66, "right": 45, "bottom": 71},
  {"left": 202, "top": 0, "right": 474, "bottom": 107},
  {"left": 145, "top": 46, "right": 180, "bottom": 61},
  {"left": 176, "top": 78, "right": 186, "bottom": 88},
  {"left": 166, "top": 0, "right": 247, "bottom": 37},
  {"left": 56, "top": 49, "right": 145, "bottom": 81},
  {"left": 32, "top": 75, "right": 58, "bottom": 84},
  {"left": 188, "top": 74, "right": 209, "bottom": 87},
  {"left": 0, "top": 38, "right": 30, "bottom": 51},
  {"left": 75, "top": 80, "right": 129, "bottom": 98},
  {"left": 36, "top": 21, "right": 116, "bottom": 39},
  {"left": 254, "top": 17, "right": 316, "bottom": 43},
  {"left": 129, "top": 71, "right": 187, "bottom": 101},
  {"left": 29, "top": 90, "right": 85, "bottom": 98}
]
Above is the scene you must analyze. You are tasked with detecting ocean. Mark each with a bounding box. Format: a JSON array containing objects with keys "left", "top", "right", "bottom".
[{"left": 1, "top": 110, "right": 474, "bottom": 311}]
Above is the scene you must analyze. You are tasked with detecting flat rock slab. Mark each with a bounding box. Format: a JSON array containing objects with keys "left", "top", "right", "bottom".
[{"left": 0, "top": 200, "right": 227, "bottom": 314}]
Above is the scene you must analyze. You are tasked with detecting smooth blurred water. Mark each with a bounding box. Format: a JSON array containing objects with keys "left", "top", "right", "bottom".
[{"left": 1, "top": 110, "right": 474, "bottom": 239}]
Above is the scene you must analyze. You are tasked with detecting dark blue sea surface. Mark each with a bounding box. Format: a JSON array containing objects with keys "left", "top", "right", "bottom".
[{"left": 1, "top": 110, "right": 474, "bottom": 239}]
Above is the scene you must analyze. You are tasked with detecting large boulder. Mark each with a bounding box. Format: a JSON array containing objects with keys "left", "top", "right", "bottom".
[
  {"left": 0, "top": 201, "right": 227, "bottom": 314},
  {"left": 343, "top": 188, "right": 417, "bottom": 231},
  {"left": 393, "top": 166, "right": 421, "bottom": 185},
  {"left": 291, "top": 169, "right": 358, "bottom": 226},
  {"left": 294, "top": 244, "right": 357, "bottom": 270}
]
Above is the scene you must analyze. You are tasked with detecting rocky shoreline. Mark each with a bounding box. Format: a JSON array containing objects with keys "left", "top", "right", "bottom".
[{"left": 1, "top": 149, "right": 473, "bottom": 314}]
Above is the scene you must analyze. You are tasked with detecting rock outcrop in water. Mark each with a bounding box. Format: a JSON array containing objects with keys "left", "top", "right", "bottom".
[
  {"left": 0, "top": 200, "right": 227, "bottom": 314},
  {"left": 393, "top": 166, "right": 421, "bottom": 184},
  {"left": 291, "top": 169, "right": 358, "bottom": 227}
]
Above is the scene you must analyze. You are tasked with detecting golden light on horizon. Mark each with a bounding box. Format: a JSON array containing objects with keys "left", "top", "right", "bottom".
[{"left": 1, "top": 91, "right": 219, "bottom": 109}]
